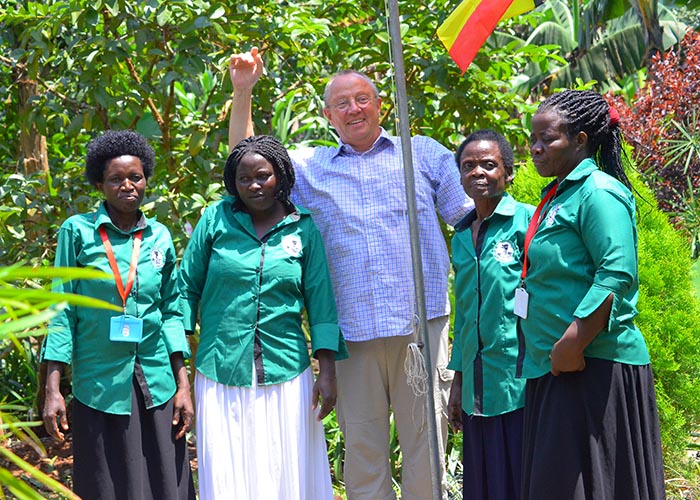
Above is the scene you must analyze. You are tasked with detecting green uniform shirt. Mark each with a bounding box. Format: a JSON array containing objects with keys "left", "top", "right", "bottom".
[
  {"left": 179, "top": 198, "right": 347, "bottom": 387},
  {"left": 519, "top": 159, "right": 650, "bottom": 379},
  {"left": 42, "top": 203, "right": 190, "bottom": 415},
  {"left": 448, "top": 194, "right": 534, "bottom": 416}
]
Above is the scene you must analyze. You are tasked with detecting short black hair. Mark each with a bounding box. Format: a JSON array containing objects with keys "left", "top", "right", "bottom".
[
  {"left": 85, "top": 130, "right": 155, "bottom": 186},
  {"left": 535, "top": 90, "right": 630, "bottom": 188},
  {"left": 455, "top": 129, "right": 514, "bottom": 172},
  {"left": 224, "top": 135, "right": 296, "bottom": 211}
]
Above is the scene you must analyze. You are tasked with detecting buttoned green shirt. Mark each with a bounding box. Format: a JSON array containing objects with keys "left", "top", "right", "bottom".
[
  {"left": 449, "top": 194, "right": 534, "bottom": 416},
  {"left": 179, "top": 198, "right": 347, "bottom": 387},
  {"left": 42, "top": 203, "right": 190, "bottom": 415},
  {"left": 519, "top": 159, "right": 650, "bottom": 379}
]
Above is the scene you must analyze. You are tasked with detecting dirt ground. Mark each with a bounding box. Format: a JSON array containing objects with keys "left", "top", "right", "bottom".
[
  {"left": 2, "top": 435, "right": 345, "bottom": 499},
  {"left": 1, "top": 433, "right": 198, "bottom": 497}
]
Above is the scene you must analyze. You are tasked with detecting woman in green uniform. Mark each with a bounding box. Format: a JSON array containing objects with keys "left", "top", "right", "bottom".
[
  {"left": 179, "top": 135, "right": 346, "bottom": 500},
  {"left": 519, "top": 90, "right": 664, "bottom": 499},
  {"left": 447, "top": 129, "right": 533, "bottom": 500},
  {"left": 42, "top": 130, "right": 195, "bottom": 500}
]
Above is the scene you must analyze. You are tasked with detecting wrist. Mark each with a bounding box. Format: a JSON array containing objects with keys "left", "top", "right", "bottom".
[{"left": 232, "top": 86, "right": 254, "bottom": 97}]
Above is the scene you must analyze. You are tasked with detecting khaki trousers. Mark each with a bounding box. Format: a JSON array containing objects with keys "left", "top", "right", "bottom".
[{"left": 336, "top": 316, "right": 452, "bottom": 500}]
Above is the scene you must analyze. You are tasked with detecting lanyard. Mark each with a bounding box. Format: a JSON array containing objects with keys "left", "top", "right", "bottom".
[
  {"left": 520, "top": 182, "right": 558, "bottom": 282},
  {"left": 98, "top": 226, "right": 143, "bottom": 311}
]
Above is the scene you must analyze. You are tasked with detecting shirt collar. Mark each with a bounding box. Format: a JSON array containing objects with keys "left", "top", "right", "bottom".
[
  {"left": 94, "top": 201, "right": 148, "bottom": 233},
  {"left": 228, "top": 195, "right": 309, "bottom": 218},
  {"left": 541, "top": 157, "right": 598, "bottom": 197},
  {"left": 333, "top": 127, "right": 395, "bottom": 158},
  {"left": 454, "top": 193, "right": 516, "bottom": 232},
  {"left": 228, "top": 196, "right": 310, "bottom": 226}
]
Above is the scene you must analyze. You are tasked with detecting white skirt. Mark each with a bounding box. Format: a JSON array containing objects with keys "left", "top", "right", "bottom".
[{"left": 195, "top": 366, "right": 335, "bottom": 500}]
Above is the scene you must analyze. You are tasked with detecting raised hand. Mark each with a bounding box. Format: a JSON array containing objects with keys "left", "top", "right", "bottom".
[{"left": 229, "top": 46, "right": 263, "bottom": 91}]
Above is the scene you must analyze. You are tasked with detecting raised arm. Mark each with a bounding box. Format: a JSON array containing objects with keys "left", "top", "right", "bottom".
[{"left": 228, "top": 47, "right": 264, "bottom": 152}]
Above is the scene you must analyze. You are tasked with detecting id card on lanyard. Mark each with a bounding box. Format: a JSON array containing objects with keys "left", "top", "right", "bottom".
[
  {"left": 515, "top": 182, "right": 558, "bottom": 319},
  {"left": 99, "top": 225, "right": 144, "bottom": 342}
]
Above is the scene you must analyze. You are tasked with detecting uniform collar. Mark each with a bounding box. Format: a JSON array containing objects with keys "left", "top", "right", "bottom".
[
  {"left": 228, "top": 196, "right": 309, "bottom": 240},
  {"left": 541, "top": 157, "right": 598, "bottom": 197},
  {"left": 455, "top": 193, "right": 516, "bottom": 232},
  {"left": 93, "top": 201, "right": 148, "bottom": 233},
  {"left": 228, "top": 196, "right": 310, "bottom": 218}
]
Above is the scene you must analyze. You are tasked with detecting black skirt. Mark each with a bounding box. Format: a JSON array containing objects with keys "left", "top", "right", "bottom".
[
  {"left": 72, "top": 376, "right": 195, "bottom": 500},
  {"left": 461, "top": 408, "right": 524, "bottom": 500},
  {"left": 521, "top": 358, "right": 665, "bottom": 500}
]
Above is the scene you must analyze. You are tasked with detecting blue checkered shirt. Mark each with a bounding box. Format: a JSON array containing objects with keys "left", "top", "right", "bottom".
[{"left": 290, "top": 129, "right": 472, "bottom": 342}]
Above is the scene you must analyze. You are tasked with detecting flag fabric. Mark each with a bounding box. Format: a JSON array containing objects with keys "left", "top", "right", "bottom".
[{"left": 438, "top": 0, "right": 544, "bottom": 72}]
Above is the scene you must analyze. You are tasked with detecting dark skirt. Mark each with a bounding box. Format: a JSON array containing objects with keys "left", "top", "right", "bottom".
[
  {"left": 461, "top": 408, "right": 524, "bottom": 500},
  {"left": 72, "top": 377, "right": 195, "bottom": 500},
  {"left": 521, "top": 358, "right": 665, "bottom": 500}
]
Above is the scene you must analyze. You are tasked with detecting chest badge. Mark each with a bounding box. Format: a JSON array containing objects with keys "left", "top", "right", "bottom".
[
  {"left": 281, "top": 234, "right": 302, "bottom": 257},
  {"left": 493, "top": 241, "right": 515, "bottom": 263},
  {"left": 150, "top": 247, "right": 165, "bottom": 269},
  {"left": 545, "top": 204, "right": 562, "bottom": 227}
]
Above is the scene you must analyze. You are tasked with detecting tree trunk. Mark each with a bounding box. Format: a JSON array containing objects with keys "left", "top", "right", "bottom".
[{"left": 17, "top": 70, "right": 49, "bottom": 176}]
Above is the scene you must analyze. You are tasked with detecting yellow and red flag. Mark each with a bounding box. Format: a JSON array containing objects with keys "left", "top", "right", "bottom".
[{"left": 438, "top": 0, "right": 544, "bottom": 72}]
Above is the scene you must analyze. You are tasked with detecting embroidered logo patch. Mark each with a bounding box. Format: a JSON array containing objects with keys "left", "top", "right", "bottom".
[
  {"left": 150, "top": 247, "right": 165, "bottom": 269},
  {"left": 281, "top": 234, "right": 302, "bottom": 257},
  {"left": 545, "top": 204, "right": 561, "bottom": 227},
  {"left": 493, "top": 241, "right": 515, "bottom": 263}
]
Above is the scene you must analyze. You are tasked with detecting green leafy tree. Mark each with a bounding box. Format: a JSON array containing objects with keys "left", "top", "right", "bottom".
[
  {"left": 0, "top": 0, "right": 557, "bottom": 267},
  {"left": 498, "top": 0, "right": 690, "bottom": 93}
]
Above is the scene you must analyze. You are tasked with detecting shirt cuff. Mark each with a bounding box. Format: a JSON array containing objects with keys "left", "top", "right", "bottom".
[
  {"left": 310, "top": 322, "right": 349, "bottom": 361},
  {"left": 161, "top": 320, "right": 191, "bottom": 358},
  {"left": 573, "top": 283, "right": 621, "bottom": 331}
]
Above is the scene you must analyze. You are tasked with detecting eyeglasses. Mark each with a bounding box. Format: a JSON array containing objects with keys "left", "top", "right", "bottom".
[{"left": 330, "top": 95, "right": 376, "bottom": 112}]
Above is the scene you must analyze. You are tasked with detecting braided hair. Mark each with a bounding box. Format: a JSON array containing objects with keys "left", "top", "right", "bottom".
[
  {"left": 85, "top": 130, "right": 155, "bottom": 187},
  {"left": 455, "top": 129, "right": 514, "bottom": 173},
  {"left": 535, "top": 90, "right": 630, "bottom": 189},
  {"left": 224, "top": 135, "right": 296, "bottom": 211}
]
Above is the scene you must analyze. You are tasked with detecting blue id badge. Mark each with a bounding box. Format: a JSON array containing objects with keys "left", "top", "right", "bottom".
[{"left": 110, "top": 315, "right": 143, "bottom": 342}]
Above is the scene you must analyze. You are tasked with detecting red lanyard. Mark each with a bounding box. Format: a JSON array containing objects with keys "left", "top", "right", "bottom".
[
  {"left": 98, "top": 226, "right": 143, "bottom": 310},
  {"left": 520, "top": 182, "right": 558, "bottom": 282}
]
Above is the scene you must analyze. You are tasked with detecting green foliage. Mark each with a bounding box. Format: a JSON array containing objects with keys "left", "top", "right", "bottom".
[
  {"left": 636, "top": 197, "right": 700, "bottom": 463},
  {"left": 511, "top": 162, "right": 700, "bottom": 465},
  {"left": 693, "top": 259, "right": 700, "bottom": 298},
  {"left": 501, "top": 0, "right": 690, "bottom": 94},
  {"left": 607, "top": 30, "right": 700, "bottom": 258},
  {"left": 0, "top": 266, "right": 116, "bottom": 498},
  {"left": 0, "top": 0, "right": 560, "bottom": 267}
]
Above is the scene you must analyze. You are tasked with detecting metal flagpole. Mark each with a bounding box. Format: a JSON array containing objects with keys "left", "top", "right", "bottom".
[{"left": 385, "top": 1, "right": 443, "bottom": 498}]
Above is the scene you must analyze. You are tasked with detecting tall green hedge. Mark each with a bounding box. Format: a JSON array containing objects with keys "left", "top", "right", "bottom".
[{"left": 509, "top": 162, "right": 700, "bottom": 464}]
